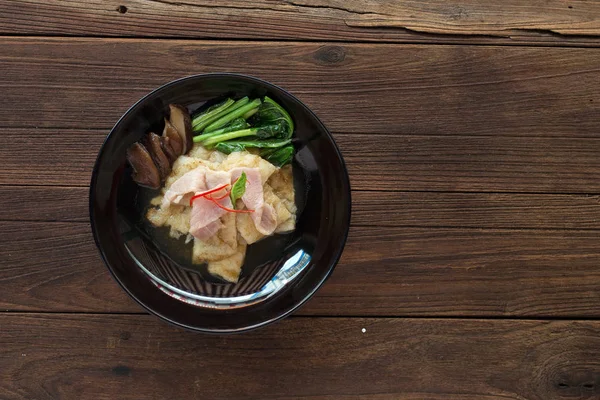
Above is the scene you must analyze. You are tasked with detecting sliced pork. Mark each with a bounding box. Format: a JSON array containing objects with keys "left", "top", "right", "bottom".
[
  {"left": 189, "top": 204, "right": 224, "bottom": 240},
  {"left": 230, "top": 167, "right": 278, "bottom": 235},
  {"left": 162, "top": 167, "right": 208, "bottom": 207},
  {"left": 189, "top": 170, "right": 232, "bottom": 240}
]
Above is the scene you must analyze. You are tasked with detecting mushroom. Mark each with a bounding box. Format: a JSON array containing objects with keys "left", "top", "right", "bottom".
[
  {"left": 160, "top": 136, "right": 178, "bottom": 164},
  {"left": 168, "top": 104, "right": 193, "bottom": 154},
  {"left": 127, "top": 104, "right": 193, "bottom": 189},
  {"left": 126, "top": 142, "right": 161, "bottom": 189},
  {"left": 162, "top": 117, "right": 183, "bottom": 155},
  {"left": 143, "top": 132, "right": 171, "bottom": 180}
]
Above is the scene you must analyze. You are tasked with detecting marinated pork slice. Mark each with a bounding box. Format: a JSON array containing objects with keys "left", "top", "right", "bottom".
[
  {"left": 162, "top": 167, "right": 208, "bottom": 207},
  {"left": 190, "top": 219, "right": 222, "bottom": 241},
  {"left": 189, "top": 170, "right": 232, "bottom": 240},
  {"left": 230, "top": 167, "right": 277, "bottom": 235}
]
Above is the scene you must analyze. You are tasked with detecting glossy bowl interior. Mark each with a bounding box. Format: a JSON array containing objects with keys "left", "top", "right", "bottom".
[{"left": 90, "top": 74, "right": 351, "bottom": 333}]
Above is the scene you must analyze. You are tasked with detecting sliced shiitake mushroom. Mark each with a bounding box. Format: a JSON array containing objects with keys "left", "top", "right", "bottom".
[
  {"left": 126, "top": 142, "right": 161, "bottom": 189},
  {"left": 162, "top": 117, "right": 183, "bottom": 155},
  {"left": 169, "top": 104, "right": 193, "bottom": 154},
  {"left": 128, "top": 104, "right": 193, "bottom": 189},
  {"left": 160, "top": 136, "right": 178, "bottom": 164},
  {"left": 143, "top": 132, "right": 171, "bottom": 180}
]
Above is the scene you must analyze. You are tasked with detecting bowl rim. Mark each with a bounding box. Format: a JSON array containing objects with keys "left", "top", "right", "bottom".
[{"left": 89, "top": 72, "right": 352, "bottom": 333}]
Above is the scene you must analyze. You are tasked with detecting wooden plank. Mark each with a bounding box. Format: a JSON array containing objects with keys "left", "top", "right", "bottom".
[
  {"left": 3, "top": 129, "right": 600, "bottom": 194},
  {"left": 342, "top": 134, "right": 600, "bottom": 193},
  {"left": 352, "top": 191, "right": 600, "bottom": 229},
  {"left": 0, "top": 186, "right": 90, "bottom": 222},
  {"left": 0, "top": 221, "right": 135, "bottom": 312},
  {"left": 3, "top": 186, "right": 600, "bottom": 230},
  {"left": 1, "top": 38, "right": 599, "bottom": 137},
  {"left": 2, "top": 221, "right": 600, "bottom": 316},
  {"left": 1, "top": 0, "right": 600, "bottom": 46},
  {"left": 320, "top": 225, "right": 600, "bottom": 316},
  {"left": 2, "top": 314, "right": 600, "bottom": 400},
  {"left": 0, "top": 129, "right": 101, "bottom": 187}
]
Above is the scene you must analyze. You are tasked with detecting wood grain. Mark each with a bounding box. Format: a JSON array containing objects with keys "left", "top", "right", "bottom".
[
  {"left": 3, "top": 128, "right": 600, "bottom": 194},
  {"left": 1, "top": 2, "right": 600, "bottom": 397},
  {"left": 4, "top": 186, "right": 600, "bottom": 229},
  {"left": 2, "top": 314, "right": 600, "bottom": 400},
  {"left": 1, "top": 38, "right": 599, "bottom": 137},
  {"left": 1, "top": 0, "right": 600, "bottom": 46},
  {"left": 0, "top": 186, "right": 90, "bottom": 222},
  {"left": 353, "top": 191, "right": 600, "bottom": 229},
  {"left": 2, "top": 221, "right": 600, "bottom": 316},
  {"left": 0, "top": 221, "right": 135, "bottom": 312},
  {"left": 342, "top": 134, "right": 600, "bottom": 193}
]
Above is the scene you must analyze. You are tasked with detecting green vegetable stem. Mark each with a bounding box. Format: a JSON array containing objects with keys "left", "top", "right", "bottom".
[
  {"left": 191, "top": 98, "right": 234, "bottom": 131},
  {"left": 193, "top": 118, "right": 249, "bottom": 143},
  {"left": 203, "top": 98, "right": 262, "bottom": 133},
  {"left": 214, "top": 139, "right": 292, "bottom": 154},
  {"left": 194, "top": 96, "right": 295, "bottom": 165},
  {"left": 193, "top": 97, "right": 250, "bottom": 132},
  {"left": 200, "top": 97, "right": 293, "bottom": 147},
  {"left": 201, "top": 124, "right": 285, "bottom": 147}
]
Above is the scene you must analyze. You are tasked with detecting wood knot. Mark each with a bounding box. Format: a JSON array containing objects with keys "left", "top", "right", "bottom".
[
  {"left": 314, "top": 46, "right": 346, "bottom": 65},
  {"left": 548, "top": 369, "right": 600, "bottom": 397},
  {"left": 553, "top": 378, "right": 598, "bottom": 396},
  {"left": 117, "top": 5, "right": 128, "bottom": 14},
  {"left": 518, "top": 329, "right": 600, "bottom": 399},
  {"left": 120, "top": 331, "right": 131, "bottom": 340}
]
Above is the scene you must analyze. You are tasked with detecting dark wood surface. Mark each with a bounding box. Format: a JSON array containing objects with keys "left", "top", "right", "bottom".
[
  {"left": 1, "top": 1, "right": 600, "bottom": 399},
  {"left": 6, "top": 128, "right": 600, "bottom": 193},
  {"left": 2, "top": 39, "right": 600, "bottom": 137},
  {"left": 3, "top": 314, "right": 600, "bottom": 400},
  {"left": 1, "top": 0, "right": 600, "bottom": 46}
]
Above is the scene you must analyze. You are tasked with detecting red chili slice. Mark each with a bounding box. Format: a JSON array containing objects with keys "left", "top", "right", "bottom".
[
  {"left": 189, "top": 183, "right": 229, "bottom": 206},
  {"left": 212, "top": 190, "right": 231, "bottom": 201}
]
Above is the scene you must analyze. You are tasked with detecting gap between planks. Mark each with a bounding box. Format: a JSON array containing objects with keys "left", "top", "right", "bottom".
[
  {"left": 3, "top": 127, "right": 600, "bottom": 140},
  {"left": 3, "top": 311, "right": 600, "bottom": 322},
  {"left": 1, "top": 218, "right": 600, "bottom": 233},
  {"left": 0, "top": 33, "right": 599, "bottom": 49}
]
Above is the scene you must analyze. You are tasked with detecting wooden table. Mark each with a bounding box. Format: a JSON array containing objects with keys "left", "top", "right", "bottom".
[{"left": 2, "top": 1, "right": 600, "bottom": 399}]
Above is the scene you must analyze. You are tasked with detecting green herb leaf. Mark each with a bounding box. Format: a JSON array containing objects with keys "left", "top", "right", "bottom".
[
  {"left": 229, "top": 172, "right": 247, "bottom": 209},
  {"left": 262, "top": 145, "right": 294, "bottom": 167},
  {"left": 249, "top": 96, "right": 294, "bottom": 139}
]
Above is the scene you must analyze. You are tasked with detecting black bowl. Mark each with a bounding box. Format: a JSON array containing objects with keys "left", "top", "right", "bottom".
[{"left": 90, "top": 73, "right": 351, "bottom": 333}]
